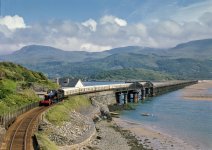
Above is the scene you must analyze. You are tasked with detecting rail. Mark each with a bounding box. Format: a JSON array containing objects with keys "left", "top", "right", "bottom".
[
  {"left": 0, "top": 80, "right": 197, "bottom": 129},
  {"left": 62, "top": 81, "right": 197, "bottom": 96},
  {"left": 7, "top": 107, "right": 46, "bottom": 150},
  {"left": 0, "top": 102, "right": 39, "bottom": 129},
  {"left": 153, "top": 80, "right": 198, "bottom": 88}
]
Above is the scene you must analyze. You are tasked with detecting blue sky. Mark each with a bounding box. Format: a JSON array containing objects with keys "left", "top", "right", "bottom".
[
  {"left": 0, "top": 0, "right": 212, "bottom": 54},
  {"left": 1, "top": 0, "right": 208, "bottom": 23}
]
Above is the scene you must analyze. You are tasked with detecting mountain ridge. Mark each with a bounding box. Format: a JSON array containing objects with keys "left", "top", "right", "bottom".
[{"left": 0, "top": 38, "right": 211, "bottom": 80}]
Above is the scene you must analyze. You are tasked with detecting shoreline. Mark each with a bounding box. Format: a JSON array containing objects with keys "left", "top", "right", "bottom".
[
  {"left": 183, "top": 96, "right": 212, "bottom": 101},
  {"left": 182, "top": 80, "right": 212, "bottom": 101},
  {"left": 77, "top": 119, "right": 146, "bottom": 150},
  {"left": 113, "top": 118, "right": 197, "bottom": 150},
  {"left": 37, "top": 81, "right": 212, "bottom": 149},
  {"left": 77, "top": 116, "right": 197, "bottom": 150}
]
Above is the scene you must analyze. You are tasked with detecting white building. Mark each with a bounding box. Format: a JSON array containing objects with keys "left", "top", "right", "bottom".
[{"left": 58, "top": 78, "right": 84, "bottom": 88}]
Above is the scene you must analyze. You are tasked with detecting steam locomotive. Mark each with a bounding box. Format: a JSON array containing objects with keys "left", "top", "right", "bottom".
[
  {"left": 38, "top": 83, "right": 131, "bottom": 106},
  {"left": 39, "top": 89, "right": 64, "bottom": 106}
]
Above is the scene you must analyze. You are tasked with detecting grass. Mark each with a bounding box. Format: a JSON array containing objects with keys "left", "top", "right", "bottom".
[
  {"left": 124, "top": 103, "right": 136, "bottom": 110},
  {"left": 0, "top": 62, "right": 47, "bottom": 82},
  {"left": 108, "top": 103, "right": 136, "bottom": 112},
  {"left": 46, "top": 95, "right": 91, "bottom": 125},
  {"left": 0, "top": 62, "right": 59, "bottom": 114},
  {"left": 0, "top": 86, "right": 40, "bottom": 114},
  {"left": 35, "top": 132, "right": 58, "bottom": 150}
]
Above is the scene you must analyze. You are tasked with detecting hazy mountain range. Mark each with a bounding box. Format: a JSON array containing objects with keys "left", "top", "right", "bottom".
[{"left": 0, "top": 39, "right": 211, "bottom": 80}]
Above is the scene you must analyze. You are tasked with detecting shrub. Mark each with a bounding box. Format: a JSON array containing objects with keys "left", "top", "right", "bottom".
[{"left": 46, "top": 95, "right": 91, "bottom": 125}]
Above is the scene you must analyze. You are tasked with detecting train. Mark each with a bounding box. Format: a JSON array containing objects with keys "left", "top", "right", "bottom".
[
  {"left": 39, "top": 89, "right": 64, "bottom": 106},
  {"left": 61, "top": 83, "right": 131, "bottom": 96},
  {"left": 39, "top": 83, "right": 132, "bottom": 106}
]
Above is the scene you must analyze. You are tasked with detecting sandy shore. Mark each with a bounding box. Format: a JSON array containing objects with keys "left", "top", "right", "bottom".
[
  {"left": 38, "top": 81, "right": 212, "bottom": 150},
  {"left": 74, "top": 120, "right": 131, "bottom": 150},
  {"left": 77, "top": 117, "right": 197, "bottom": 150},
  {"left": 74, "top": 118, "right": 149, "bottom": 150},
  {"left": 114, "top": 118, "right": 197, "bottom": 150},
  {"left": 182, "top": 80, "right": 212, "bottom": 101}
]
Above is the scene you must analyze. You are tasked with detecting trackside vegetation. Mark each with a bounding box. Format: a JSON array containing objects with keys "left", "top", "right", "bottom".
[
  {"left": 46, "top": 95, "right": 91, "bottom": 125},
  {"left": 0, "top": 62, "right": 59, "bottom": 114},
  {"left": 35, "top": 133, "right": 58, "bottom": 150}
]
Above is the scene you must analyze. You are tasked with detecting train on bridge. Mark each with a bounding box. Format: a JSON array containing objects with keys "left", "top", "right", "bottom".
[
  {"left": 39, "top": 83, "right": 132, "bottom": 106},
  {"left": 39, "top": 80, "right": 198, "bottom": 106}
]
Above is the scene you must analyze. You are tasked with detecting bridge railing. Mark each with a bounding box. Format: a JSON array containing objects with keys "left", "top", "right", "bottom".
[
  {"left": 153, "top": 80, "right": 198, "bottom": 88},
  {"left": 0, "top": 101, "right": 39, "bottom": 129}
]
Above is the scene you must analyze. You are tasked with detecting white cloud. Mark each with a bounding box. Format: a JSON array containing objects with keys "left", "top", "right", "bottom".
[
  {"left": 0, "top": 25, "right": 12, "bottom": 37},
  {"left": 172, "top": 1, "right": 212, "bottom": 22},
  {"left": 80, "top": 43, "right": 112, "bottom": 52},
  {"left": 50, "top": 37, "right": 83, "bottom": 51},
  {"left": 127, "top": 23, "right": 148, "bottom": 37},
  {"left": 1, "top": 13, "right": 212, "bottom": 54},
  {"left": 199, "top": 12, "right": 212, "bottom": 26},
  {"left": 154, "top": 20, "right": 182, "bottom": 37},
  {"left": 82, "top": 19, "right": 97, "bottom": 32},
  {"left": 100, "top": 15, "right": 127, "bottom": 26},
  {"left": 114, "top": 18, "right": 127, "bottom": 27},
  {"left": 0, "top": 15, "right": 27, "bottom": 30}
]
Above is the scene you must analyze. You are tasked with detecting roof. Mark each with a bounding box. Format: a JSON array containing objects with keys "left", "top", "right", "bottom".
[
  {"left": 128, "top": 81, "right": 153, "bottom": 89},
  {"left": 68, "top": 78, "right": 81, "bottom": 87},
  {"left": 59, "top": 78, "right": 83, "bottom": 87}
]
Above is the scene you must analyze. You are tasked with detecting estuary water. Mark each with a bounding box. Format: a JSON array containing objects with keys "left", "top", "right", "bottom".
[{"left": 120, "top": 89, "right": 212, "bottom": 150}]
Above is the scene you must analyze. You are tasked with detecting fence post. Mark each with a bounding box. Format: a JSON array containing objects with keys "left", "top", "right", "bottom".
[{"left": 2, "top": 101, "right": 40, "bottom": 129}]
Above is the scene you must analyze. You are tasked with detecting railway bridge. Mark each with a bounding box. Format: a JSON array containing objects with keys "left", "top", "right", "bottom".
[
  {"left": 62, "top": 80, "right": 198, "bottom": 104},
  {"left": 0, "top": 80, "right": 198, "bottom": 150},
  {"left": 114, "top": 80, "right": 197, "bottom": 104}
]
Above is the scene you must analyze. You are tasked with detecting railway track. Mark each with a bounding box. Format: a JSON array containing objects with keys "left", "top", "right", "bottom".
[{"left": 1, "top": 106, "right": 48, "bottom": 150}]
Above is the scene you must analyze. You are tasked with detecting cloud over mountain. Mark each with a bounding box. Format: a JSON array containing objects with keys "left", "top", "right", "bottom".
[
  {"left": 0, "top": 12, "right": 212, "bottom": 54},
  {"left": 100, "top": 15, "right": 127, "bottom": 27}
]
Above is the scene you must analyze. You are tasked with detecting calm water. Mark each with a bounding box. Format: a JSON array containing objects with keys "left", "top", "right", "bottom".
[{"left": 120, "top": 89, "right": 212, "bottom": 150}]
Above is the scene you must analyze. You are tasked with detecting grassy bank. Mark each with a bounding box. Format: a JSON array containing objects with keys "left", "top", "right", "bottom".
[
  {"left": 108, "top": 103, "right": 136, "bottom": 112},
  {"left": 46, "top": 95, "right": 91, "bottom": 125},
  {"left": 35, "top": 133, "right": 58, "bottom": 150},
  {"left": 0, "top": 79, "right": 41, "bottom": 114},
  {"left": 0, "top": 62, "right": 59, "bottom": 114}
]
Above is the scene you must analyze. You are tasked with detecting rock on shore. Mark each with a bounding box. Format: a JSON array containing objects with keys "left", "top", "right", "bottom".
[
  {"left": 37, "top": 97, "right": 149, "bottom": 150},
  {"left": 39, "top": 110, "right": 96, "bottom": 147}
]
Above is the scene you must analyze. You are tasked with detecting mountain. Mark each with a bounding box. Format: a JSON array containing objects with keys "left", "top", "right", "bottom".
[
  {"left": 89, "top": 68, "right": 174, "bottom": 81},
  {"left": 0, "top": 39, "right": 212, "bottom": 80},
  {"left": 105, "top": 46, "right": 166, "bottom": 55},
  {"left": 166, "top": 39, "right": 212, "bottom": 59},
  {"left": 0, "top": 45, "right": 110, "bottom": 64},
  {"left": 157, "top": 58, "right": 212, "bottom": 79},
  {"left": 23, "top": 53, "right": 162, "bottom": 78}
]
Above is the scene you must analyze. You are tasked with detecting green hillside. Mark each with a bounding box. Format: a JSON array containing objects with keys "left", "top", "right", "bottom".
[
  {"left": 0, "top": 39, "right": 212, "bottom": 80},
  {"left": 23, "top": 53, "right": 160, "bottom": 78},
  {"left": 89, "top": 68, "right": 174, "bottom": 81},
  {"left": 157, "top": 59, "right": 212, "bottom": 79},
  {"left": 167, "top": 39, "right": 212, "bottom": 59},
  {"left": 0, "top": 45, "right": 110, "bottom": 64},
  {"left": 0, "top": 62, "right": 58, "bottom": 114}
]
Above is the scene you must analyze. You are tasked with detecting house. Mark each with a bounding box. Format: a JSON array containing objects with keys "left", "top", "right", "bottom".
[{"left": 57, "top": 78, "right": 84, "bottom": 88}]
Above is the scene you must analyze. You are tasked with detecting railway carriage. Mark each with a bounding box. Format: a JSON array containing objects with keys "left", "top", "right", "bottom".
[{"left": 39, "top": 83, "right": 133, "bottom": 106}]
